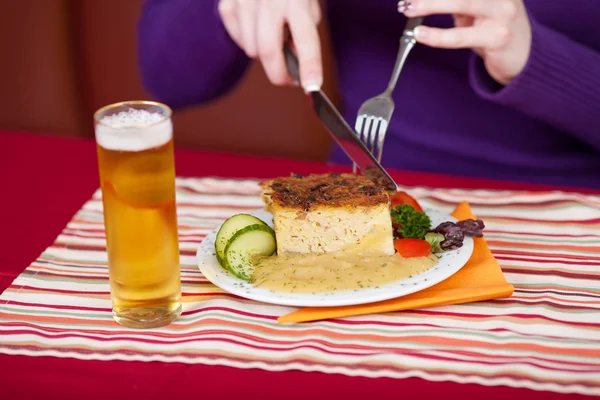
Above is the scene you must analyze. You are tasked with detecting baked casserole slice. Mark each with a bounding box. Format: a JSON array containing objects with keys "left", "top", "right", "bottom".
[{"left": 260, "top": 173, "right": 395, "bottom": 255}]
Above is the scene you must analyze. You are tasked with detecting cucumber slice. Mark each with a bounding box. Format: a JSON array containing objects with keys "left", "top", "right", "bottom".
[
  {"left": 215, "top": 213, "right": 268, "bottom": 267},
  {"left": 224, "top": 224, "right": 276, "bottom": 281}
]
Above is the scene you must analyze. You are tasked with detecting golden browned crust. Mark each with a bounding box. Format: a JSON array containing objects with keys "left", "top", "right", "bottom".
[{"left": 260, "top": 173, "right": 389, "bottom": 211}]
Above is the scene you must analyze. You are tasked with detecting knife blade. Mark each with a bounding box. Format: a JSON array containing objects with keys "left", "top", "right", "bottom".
[{"left": 283, "top": 43, "right": 398, "bottom": 192}]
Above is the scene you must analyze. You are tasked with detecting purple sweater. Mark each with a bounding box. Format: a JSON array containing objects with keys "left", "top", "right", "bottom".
[{"left": 138, "top": 0, "right": 600, "bottom": 189}]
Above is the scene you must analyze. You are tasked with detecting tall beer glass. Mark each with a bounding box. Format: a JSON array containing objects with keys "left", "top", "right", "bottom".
[{"left": 94, "top": 101, "right": 181, "bottom": 328}]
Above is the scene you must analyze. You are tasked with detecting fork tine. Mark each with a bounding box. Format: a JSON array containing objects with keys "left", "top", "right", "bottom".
[
  {"left": 368, "top": 117, "right": 378, "bottom": 155},
  {"left": 361, "top": 118, "right": 372, "bottom": 165},
  {"left": 362, "top": 117, "right": 371, "bottom": 147},
  {"left": 352, "top": 115, "right": 366, "bottom": 174},
  {"left": 363, "top": 117, "right": 371, "bottom": 153},
  {"left": 357, "top": 118, "right": 370, "bottom": 174},
  {"left": 355, "top": 115, "right": 365, "bottom": 136},
  {"left": 375, "top": 119, "right": 387, "bottom": 162}
]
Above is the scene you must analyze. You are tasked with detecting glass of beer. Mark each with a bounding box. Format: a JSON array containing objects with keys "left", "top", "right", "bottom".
[{"left": 94, "top": 101, "right": 182, "bottom": 329}]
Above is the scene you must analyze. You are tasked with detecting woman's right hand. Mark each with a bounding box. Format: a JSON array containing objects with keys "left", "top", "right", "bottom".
[{"left": 218, "top": 0, "right": 323, "bottom": 92}]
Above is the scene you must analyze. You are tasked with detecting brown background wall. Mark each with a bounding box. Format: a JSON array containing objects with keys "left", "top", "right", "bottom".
[{"left": 0, "top": 0, "right": 338, "bottom": 160}]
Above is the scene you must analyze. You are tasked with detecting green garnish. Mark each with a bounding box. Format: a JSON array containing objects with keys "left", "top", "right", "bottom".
[
  {"left": 390, "top": 204, "right": 431, "bottom": 239},
  {"left": 425, "top": 232, "right": 445, "bottom": 253}
]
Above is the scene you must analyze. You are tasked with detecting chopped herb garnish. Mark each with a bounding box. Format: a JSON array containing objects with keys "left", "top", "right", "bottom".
[{"left": 390, "top": 204, "right": 431, "bottom": 239}]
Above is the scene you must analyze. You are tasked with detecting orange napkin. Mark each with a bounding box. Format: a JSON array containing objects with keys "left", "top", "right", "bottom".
[{"left": 278, "top": 201, "right": 514, "bottom": 324}]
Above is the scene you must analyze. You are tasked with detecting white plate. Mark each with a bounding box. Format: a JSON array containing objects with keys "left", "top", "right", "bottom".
[{"left": 196, "top": 208, "right": 473, "bottom": 307}]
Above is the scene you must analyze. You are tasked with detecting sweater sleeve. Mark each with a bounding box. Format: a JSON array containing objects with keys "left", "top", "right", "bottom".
[
  {"left": 137, "top": 0, "right": 250, "bottom": 109},
  {"left": 469, "top": 15, "right": 600, "bottom": 150}
]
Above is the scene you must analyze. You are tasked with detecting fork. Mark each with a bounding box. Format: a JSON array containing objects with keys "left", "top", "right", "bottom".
[{"left": 353, "top": 17, "right": 423, "bottom": 173}]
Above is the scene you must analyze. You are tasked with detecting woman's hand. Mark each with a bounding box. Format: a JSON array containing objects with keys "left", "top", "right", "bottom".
[
  {"left": 218, "top": 0, "right": 323, "bottom": 91},
  {"left": 398, "top": 0, "right": 532, "bottom": 85}
]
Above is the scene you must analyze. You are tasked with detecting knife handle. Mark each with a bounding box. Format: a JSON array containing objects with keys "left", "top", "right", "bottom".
[{"left": 283, "top": 42, "right": 301, "bottom": 83}]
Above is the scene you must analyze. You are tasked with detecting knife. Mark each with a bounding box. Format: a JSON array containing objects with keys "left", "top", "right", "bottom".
[{"left": 283, "top": 43, "right": 398, "bottom": 192}]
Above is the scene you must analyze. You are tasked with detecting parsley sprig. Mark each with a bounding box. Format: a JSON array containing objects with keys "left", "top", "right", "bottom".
[{"left": 390, "top": 204, "right": 431, "bottom": 239}]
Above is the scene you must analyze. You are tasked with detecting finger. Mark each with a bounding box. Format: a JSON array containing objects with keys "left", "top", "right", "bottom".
[
  {"left": 453, "top": 14, "right": 474, "bottom": 28},
  {"left": 287, "top": 1, "right": 323, "bottom": 92},
  {"left": 402, "top": 0, "right": 517, "bottom": 20},
  {"left": 236, "top": 0, "right": 259, "bottom": 57},
  {"left": 257, "top": 2, "right": 294, "bottom": 86},
  {"left": 452, "top": 15, "right": 484, "bottom": 55},
  {"left": 218, "top": 0, "right": 243, "bottom": 49},
  {"left": 309, "top": 0, "right": 322, "bottom": 24},
  {"left": 414, "top": 24, "right": 510, "bottom": 49}
]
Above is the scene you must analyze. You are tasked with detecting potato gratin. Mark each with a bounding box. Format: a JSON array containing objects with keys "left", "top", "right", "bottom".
[{"left": 260, "top": 173, "right": 395, "bottom": 255}]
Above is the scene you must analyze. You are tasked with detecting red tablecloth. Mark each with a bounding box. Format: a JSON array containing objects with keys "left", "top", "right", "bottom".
[{"left": 0, "top": 130, "right": 593, "bottom": 400}]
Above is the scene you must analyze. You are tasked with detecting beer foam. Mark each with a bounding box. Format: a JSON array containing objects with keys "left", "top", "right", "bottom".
[{"left": 96, "top": 109, "right": 172, "bottom": 152}]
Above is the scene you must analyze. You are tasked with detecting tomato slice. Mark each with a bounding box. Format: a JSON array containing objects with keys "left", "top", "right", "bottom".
[
  {"left": 390, "top": 191, "right": 423, "bottom": 212},
  {"left": 394, "top": 239, "right": 431, "bottom": 257}
]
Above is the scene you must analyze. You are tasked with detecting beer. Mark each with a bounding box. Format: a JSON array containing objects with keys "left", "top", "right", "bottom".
[{"left": 95, "top": 102, "right": 181, "bottom": 328}]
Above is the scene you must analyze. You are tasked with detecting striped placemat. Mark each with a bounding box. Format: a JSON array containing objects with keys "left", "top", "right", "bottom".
[{"left": 1, "top": 177, "right": 599, "bottom": 396}]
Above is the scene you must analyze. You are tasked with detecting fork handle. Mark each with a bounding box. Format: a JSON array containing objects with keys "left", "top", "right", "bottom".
[{"left": 385, "top": 17, "right": 423, "bottom": 96}]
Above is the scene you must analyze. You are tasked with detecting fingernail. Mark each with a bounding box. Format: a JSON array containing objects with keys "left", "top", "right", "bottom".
[
  {"left": 397, "top": 1, "right": 413, "bottom": 14},
  {"left": 302, "top": 77, "right": 322, "bottom": 93},
  {"left": 414, "top": 26, "right": 427, "bottom": 39}
]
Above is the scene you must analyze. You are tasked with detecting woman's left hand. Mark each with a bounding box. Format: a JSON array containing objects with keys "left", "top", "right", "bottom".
[{"left": 398, "top": 0, "right": 532, "bottom": 85}]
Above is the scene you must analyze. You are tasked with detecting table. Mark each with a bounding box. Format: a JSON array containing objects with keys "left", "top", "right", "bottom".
[{"left": 0, "top": 130, "right": 594, "bottom": 400}]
